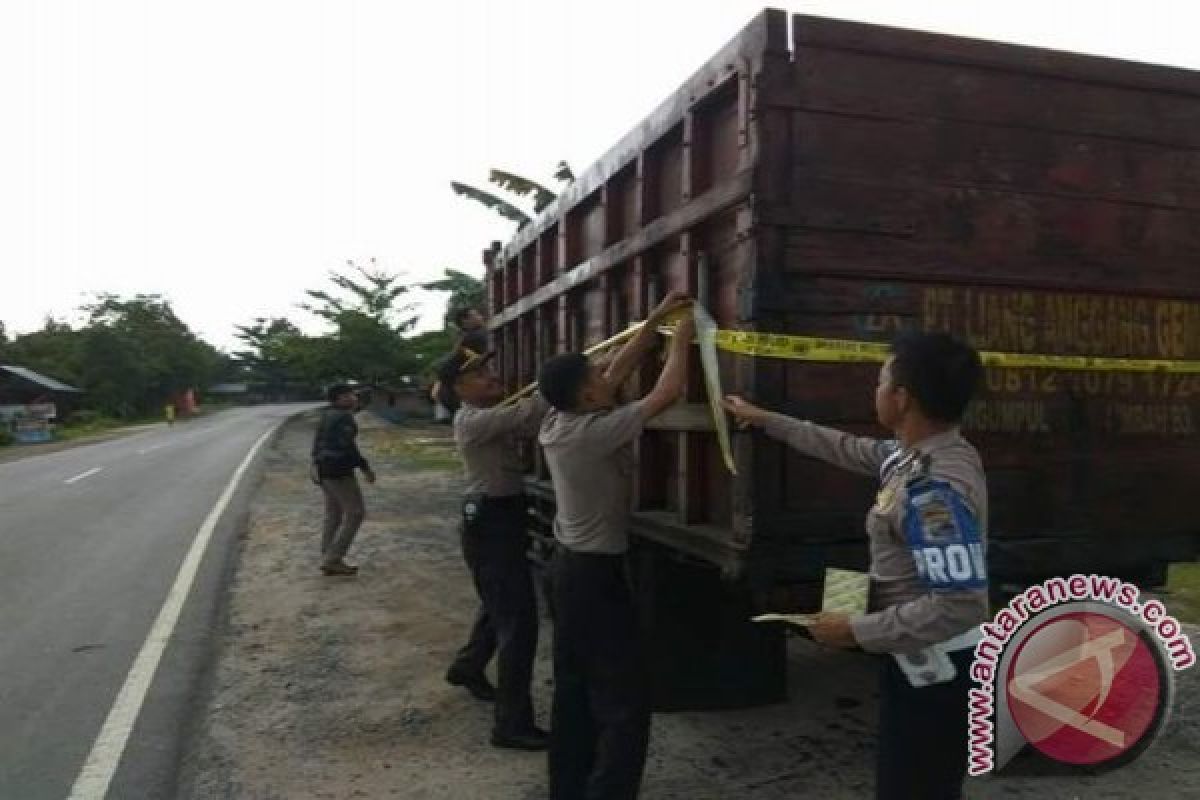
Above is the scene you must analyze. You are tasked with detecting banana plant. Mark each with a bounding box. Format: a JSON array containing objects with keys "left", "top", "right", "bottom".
[{"left": 451, "top": 162, "right": 575, "bottom": 228}]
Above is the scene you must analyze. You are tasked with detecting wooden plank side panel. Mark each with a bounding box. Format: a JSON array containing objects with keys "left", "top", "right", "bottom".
[
  {"left": 752, "top": 272, "right": 1200, "bottom": 544},
  {"left": 580, "top": 195, "right": 607, "bottom": 262},
  {"left": 647, "top": 127, "right": 686, "bottom": 222},
  {"left": 773, "top": 434, "right": 1199, "bottom": 540},
  {"left": 695, "top": 210, "right": 743, "bottom": 326},
  {"left": 581, "top": 282, "right": 608, "bottom": 347},
  {"left": 693, "top": 79, "right": 742, "bottom": 197},
  {"left": 772, "top": 275, "right": 1200, "bottom": 358},
  {"left": 789, "top": 110, "right": 1200, "bottom": 211},
  {"left": 777, "top": 179, "right": 1200, "bottom": 296},
  {"left": 539, "top": 225, "right": 559, "bottom": 285},
  {"left": 499, "top": 8, "right": 787, "bottom": 259},
  {"left": 791, "top": 13, "right": 1200, "bottom": 97},
  {"left": 784, "top": 46, "right": 1200, "bottom": 148}
]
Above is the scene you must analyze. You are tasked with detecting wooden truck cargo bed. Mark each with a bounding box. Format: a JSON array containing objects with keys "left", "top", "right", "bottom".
[{"left": 486, "top": 10, "right": 1200, "bottom": 601}]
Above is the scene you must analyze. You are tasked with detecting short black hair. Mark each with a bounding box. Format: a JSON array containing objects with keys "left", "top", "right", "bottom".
[
  {"left": 326, "top": 383, "right": 355, "bottom": 403},
  {"left": 538, "top": 353, "right": 590, "bottom": 412},
  {"left": 453, "top": 307, "right": 480, "bottom": 329},
  {"left": 888, "top": 332, "right": 983, "bottom": 423}
]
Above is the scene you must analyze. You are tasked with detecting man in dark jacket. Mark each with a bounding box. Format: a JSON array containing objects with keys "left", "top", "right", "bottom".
[{"left": 312, "top": 384, "right": 376, "bottom": 576}]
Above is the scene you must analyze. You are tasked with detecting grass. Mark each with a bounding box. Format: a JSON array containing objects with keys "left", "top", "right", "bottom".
[
  {"left": 1166, "top": 562, "right": 1200, "bottom": 625},
  {"left": 56, "top": 417, "right": 126, "bottom": 441},
  {"left": 368, "top": 430, "right": 460, "bottom": 472},
  {"left": 56, "top": 415, "right": 157, "bottom": 442}
]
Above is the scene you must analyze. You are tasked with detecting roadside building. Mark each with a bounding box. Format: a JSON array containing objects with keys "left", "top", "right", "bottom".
[{"left": 0, "top": 365, "right": 83, "bottom": 443}]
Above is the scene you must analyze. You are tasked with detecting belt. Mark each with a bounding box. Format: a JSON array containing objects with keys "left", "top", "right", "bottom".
[{"left": 481, "top": 494, "right": 526, "bottom": 508}]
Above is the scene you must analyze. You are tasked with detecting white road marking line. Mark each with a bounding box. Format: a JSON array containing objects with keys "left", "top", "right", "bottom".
[
  {"left": 136, "top": 444, "right": 165, "bottom": 455},
  {"left": 66, "top": 425, "right": 278, "bottom": 800},
  {"left": 64, "top": 467, "right": 104, "bottom": 484}
]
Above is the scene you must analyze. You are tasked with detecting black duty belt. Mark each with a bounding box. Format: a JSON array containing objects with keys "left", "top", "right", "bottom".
[{"left": 480, "top": 494, "right": 526, "bottom": 509}]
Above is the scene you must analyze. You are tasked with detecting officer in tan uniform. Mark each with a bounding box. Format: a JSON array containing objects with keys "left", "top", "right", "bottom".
[
  {"left": 725, "top": 331, "right": 987, "bottom": 800},
  {"left": 538, "top": 292, "right": 694, "bottom": 800},
  {"left": 438, "top": 348, "right": 550, "bottom": 751}
]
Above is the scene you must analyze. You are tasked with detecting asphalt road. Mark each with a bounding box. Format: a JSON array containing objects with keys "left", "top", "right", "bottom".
[{"left": 0, "top": 405, "right": 308, "bottom": 800}]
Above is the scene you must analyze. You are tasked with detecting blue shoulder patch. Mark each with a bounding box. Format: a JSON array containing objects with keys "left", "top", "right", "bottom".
[{"left": 901, "top": 479, "right": 987, "bottom": 590}]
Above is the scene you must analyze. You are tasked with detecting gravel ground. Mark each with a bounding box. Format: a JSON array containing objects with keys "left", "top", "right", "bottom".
[{"left": 178, "top": 413, "right": 1200, "bottom": 799}]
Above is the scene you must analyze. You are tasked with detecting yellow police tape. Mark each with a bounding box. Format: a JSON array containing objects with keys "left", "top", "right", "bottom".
[
  {"left": 692, "top": 323, "right": 1200, "bottom": 475},
  {"left": 498, "top": 307, "right": 1200, "bottom": 475},
  {"left": 709, "top": 330, "right": 1200, "bottom": 373}
]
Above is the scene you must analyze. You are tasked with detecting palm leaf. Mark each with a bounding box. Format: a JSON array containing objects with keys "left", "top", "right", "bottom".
[
  {"left": 450, "top": 181, "right": 532, "bottom": 226},
  {"left": 488, "top": 170, "right": 557, "bottom": 213}
]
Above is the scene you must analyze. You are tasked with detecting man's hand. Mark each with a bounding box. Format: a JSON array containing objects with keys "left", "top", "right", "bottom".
[
  {"left": 722, "top": 395, "right": 770, "bottom": 430},
  {"left": 673, "top": 315, "right": 696, "bottom": 352},
  {"left": 806, "top": 614, "right": 864, "bottom": 652},
  {"left": 649, "top": 291, "right": 692, "bottom": 324},
  {"left": 809, "top": 612, "right": 859, "bottom": 650},
  {"left": 605, "top": 292, "right": 693, "bottom": 388},
  {"left": 363, "top": 468, "right": 377, "bottom": 485}
]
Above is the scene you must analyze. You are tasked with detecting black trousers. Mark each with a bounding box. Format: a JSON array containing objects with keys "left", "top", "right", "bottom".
[
  {"left": 449, "top": 496, "right": 538, "bottom": 736},
  {"left": 549, "top": 547, "right": 650, "bottom": 800},
  {"left": 875, "top": 647, "right": 974, "bottom": 800}
]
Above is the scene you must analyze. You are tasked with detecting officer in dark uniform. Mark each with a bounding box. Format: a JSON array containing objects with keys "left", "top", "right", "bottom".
[
  {"left": 725, "top": 331, "right": 987, "bottom": 800},
  {"left": 438, "top": 348, "right": 550, "bottom": 751}
]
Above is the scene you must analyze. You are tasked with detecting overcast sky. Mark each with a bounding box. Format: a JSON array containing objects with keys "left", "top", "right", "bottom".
[{"left": 4, "top": 0, "right": 1198, "bottom": 350}]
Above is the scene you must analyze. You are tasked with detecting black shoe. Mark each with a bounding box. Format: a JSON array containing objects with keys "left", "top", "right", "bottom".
[
  {"left": 445, "top": 668, "right": 497, "bottom": 702},
  {"left": 490, "top": 727, "right": 549, "bottom": 751}
]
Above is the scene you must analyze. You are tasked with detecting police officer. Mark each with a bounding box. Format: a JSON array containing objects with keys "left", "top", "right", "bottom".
[
  {"left": 538, "top": 292, "right": 693, "bottom": 800},
  {"left": 724, "top": 331, "right": 987, "bottom": 800},
  {"left": 438, "top": 348, "right": 550, "bottom": 751},
  {"left": 432, "top": 308, "right": 491, "bottom": 418},
  {"left": 453, "top": 307, "right": 490, "bottom": 357}
]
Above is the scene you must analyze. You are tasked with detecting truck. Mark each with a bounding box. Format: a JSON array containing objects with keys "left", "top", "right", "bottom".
[{"left": 483, "top": 9, "right": 1200, "bottom": 709}]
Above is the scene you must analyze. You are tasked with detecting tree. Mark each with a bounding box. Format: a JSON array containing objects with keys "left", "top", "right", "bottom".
[
  {"left": 82, "top": 293, "right": 223, "bottom": 408},
  {"left": 420, "top": 269, "right": 487, "bottom": 328},
  {"left": 451, "top": 162, "right": 575, "bottom": 228},
  {"left": 299, "top": 260, "right": 422, "bottom": 386},
  {"left": 396, "top": 329, "right": 455, "bottom": 379},
  {"left": 299, "top": 258, "right": 418, "bottom": 331},
  {"left": 3, "top": 318, "right": 85, "bottom": 386},
  {"left": 3, "top": 296, "right": 221, "bottom": 418},
  {"left": 234, "top": 317, "right": 307, "bottom": 399}
]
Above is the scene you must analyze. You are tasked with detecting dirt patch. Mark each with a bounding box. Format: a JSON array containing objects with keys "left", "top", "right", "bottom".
[{"left": 179, "top": 413, "right": 1200, "bottom": 799}]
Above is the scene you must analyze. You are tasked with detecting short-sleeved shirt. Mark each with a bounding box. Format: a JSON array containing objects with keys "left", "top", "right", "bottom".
[
  {"left": 454, "top": 396, "right": 548, "bottom": 498},
  {"left": 538, "top": 401, "right": 646, "bottom": 554}
]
